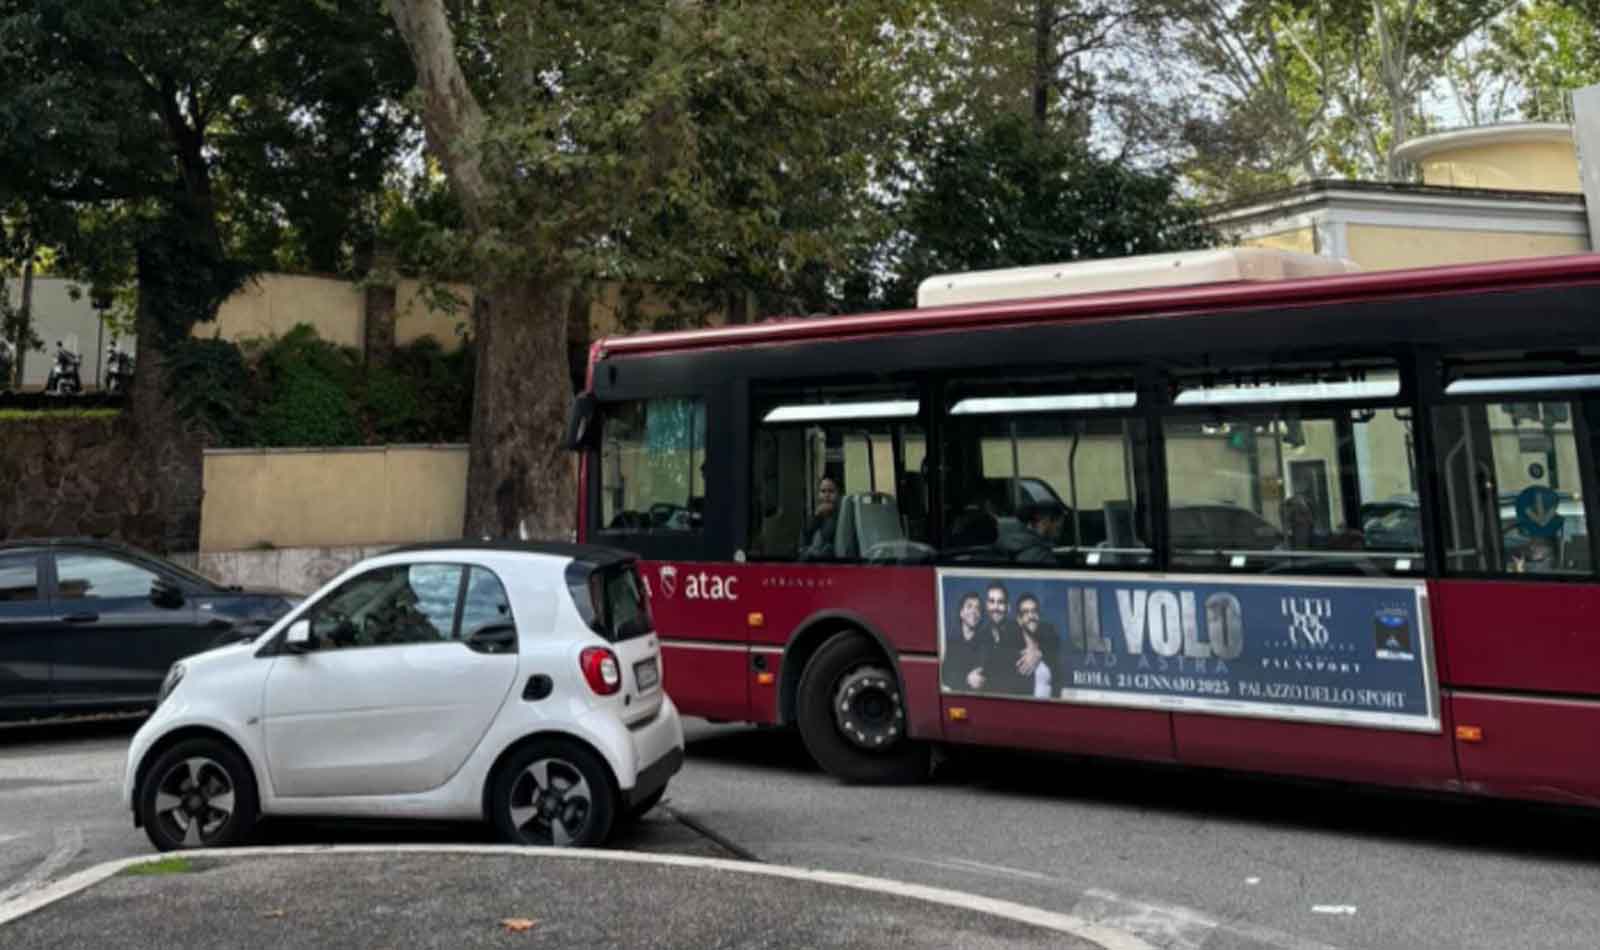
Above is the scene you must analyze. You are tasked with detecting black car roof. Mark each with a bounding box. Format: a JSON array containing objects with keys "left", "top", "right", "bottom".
[
  {"left": 386, "top": 539, "right": 636, "bottom": 567},
  {"left": 0, "top": 537, "right": 144, "bottom": 554}
]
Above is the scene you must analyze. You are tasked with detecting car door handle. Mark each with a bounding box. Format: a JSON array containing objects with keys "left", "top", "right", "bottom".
[
  {"left": 61, "top": 612, "right": 100, "bottom": 624},
  {"left": 464, "top": 627, "right": 518, "bottom": 654}
]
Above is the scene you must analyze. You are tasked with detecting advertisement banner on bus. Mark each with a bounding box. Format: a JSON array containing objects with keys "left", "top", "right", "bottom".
[{"left": 937, "top": 568, "right": 1439, "bottom": 732}]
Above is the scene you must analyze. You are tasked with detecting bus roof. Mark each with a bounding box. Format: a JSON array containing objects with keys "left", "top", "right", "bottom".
[
  {"left": 593, "top": 252, "right": 1600, "bottom": 361},
  {"left": 916, "top": 248, "right": 1360, "bottom": 308}
]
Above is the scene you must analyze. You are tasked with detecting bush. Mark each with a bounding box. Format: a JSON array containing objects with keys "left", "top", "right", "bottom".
[
  {"left": 254, "top": 362, "right": 364, "bottom": 446},
  {"left": 167, "top": 324, "right": 473, "bottom": 448},
  {"left": 165, "top": 337, "right": 252, "bottom": 443}
]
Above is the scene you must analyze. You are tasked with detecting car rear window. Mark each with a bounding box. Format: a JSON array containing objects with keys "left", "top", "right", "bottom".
[
  {"left": 602, "top": 568, "right": 652, "bottom": 641},
  {"left": 567, "top": 561, "right": 653, "bottom": 642}
]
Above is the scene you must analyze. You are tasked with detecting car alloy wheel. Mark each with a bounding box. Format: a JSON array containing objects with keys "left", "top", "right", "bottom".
[
  {"left": 137, "top": 739, "right": 258, "bottom": 852},
  {"left": 508, "top": 758, "right": 595, "bottom": 846},
  {"left": 491, "top": 739, "right": 616, "bottom": 848},
  {"left": 151, "top": 756, "right": 236, "bottom": 847}
]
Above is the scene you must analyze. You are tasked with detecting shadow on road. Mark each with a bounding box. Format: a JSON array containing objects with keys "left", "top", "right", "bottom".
[
  {"left": 0, "top": 717, "right": 142, "bottom": 751},
  {"left": 687, "top": 724, "right": 1600, "bottom": 866}
]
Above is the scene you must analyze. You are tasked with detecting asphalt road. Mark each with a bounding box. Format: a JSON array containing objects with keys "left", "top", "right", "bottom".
[{"left": 4, "top": 717, "right": 1599, "bottom": 950}]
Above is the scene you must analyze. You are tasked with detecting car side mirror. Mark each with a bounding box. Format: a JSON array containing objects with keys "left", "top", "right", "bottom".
[
  {"left": 283, "top": 619, "right": 314, "bottom": 654},
  {"left": 150, "top": 579, "right": 185, "bottom": 609}
]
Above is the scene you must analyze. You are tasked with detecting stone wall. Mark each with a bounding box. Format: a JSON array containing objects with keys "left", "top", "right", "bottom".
[
  {"left": 0, "top": 415, "right": 199, "bottom": 553},
  {"left": 170, "top": 544, "right": 388, "bottom": 596}
]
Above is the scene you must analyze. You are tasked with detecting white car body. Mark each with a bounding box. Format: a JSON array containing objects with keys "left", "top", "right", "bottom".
[{"left": 123, "top": 543, "right": 683, "bottom": 836}]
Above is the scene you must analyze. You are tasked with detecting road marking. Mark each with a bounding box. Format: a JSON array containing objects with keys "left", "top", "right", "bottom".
[
  {"left": 941, "top": 857, "right": 1057, "bottom": 882},
  {"left": 1075, "top": 888, "right": 1345, "bottom": 950},
  {"left": 0, "top": 827, "right": 83, "bottom": 905},
  {"left": 0, "top": 845, "right": 1158, "bottom": 949},
  {"left": 1074, "top": 888, "right": 1217, "bottom": 950}
]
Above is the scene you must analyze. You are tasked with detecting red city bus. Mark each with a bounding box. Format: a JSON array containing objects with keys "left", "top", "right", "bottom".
[{"left": 568, "top": 248, "right": 1600, "bottom": 806}]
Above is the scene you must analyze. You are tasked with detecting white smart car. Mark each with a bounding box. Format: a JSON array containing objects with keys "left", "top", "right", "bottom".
[{"left": 123, "top": 542, "right": 683, "bottom": 851}]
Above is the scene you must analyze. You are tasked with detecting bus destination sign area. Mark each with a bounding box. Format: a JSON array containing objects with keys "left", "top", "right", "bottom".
[{"left": 937, "top": 568, "right": 1439, "bottom": 733}]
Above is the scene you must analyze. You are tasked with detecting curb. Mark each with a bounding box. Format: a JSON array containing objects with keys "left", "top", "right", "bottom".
[{"left": 0, "top": 844, "right": 1153, "bottom": 950}]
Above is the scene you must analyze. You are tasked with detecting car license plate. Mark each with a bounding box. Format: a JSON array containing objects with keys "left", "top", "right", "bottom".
[{"left": 634, "top": 658, "right": 660, "bottom": 690}]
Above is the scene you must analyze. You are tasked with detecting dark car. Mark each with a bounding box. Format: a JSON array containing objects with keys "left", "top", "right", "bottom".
[{"left": 0, "top": 538, "right": 298, "bottom": 723}]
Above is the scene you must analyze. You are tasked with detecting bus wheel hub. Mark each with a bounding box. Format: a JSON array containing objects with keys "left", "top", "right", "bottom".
[{"left": 833, "top": 667, "right": 903, "bottom": 751}]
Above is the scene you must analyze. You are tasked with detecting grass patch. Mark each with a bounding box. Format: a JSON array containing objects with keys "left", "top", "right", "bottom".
[
  {"left": 0, "top": 408, "right": 121, "bottom": 422},
  {"left": 120, "top": 856, "right": 196, "bottom": 876}
]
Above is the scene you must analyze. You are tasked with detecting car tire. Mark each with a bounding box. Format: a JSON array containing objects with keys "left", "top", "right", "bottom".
[
  {"left": 490, "top": 739, "right": 617, "bottom": 847},
  {"left": 797, "top": 631, "right": 930, "bottom": 785},
  {"left": 137, "top": 739, "right": 259, "bottom": 852},
  {"left": 622, "top": 785, "right": 667, "bottom": 823}
]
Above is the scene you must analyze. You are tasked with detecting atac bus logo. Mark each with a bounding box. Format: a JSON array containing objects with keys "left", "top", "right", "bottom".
[
  {"left": 656, "top": 564, "right": 739, "bottom": 601},
  {"left": 1281, "top": 596, "right": 1332, "bottom": 648}
]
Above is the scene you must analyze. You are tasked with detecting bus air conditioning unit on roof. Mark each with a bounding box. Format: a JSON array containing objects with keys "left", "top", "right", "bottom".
[{"left": 915, "top": 248, "right": 1361, "bottom": 309}]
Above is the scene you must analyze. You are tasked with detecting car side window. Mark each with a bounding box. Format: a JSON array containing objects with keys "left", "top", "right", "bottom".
[
  {"left": 0, "top": 553, "right": 41, "bottom": 602},
  {"left": 308, "top": 563, "right": 464, "bottom": 650},
  {"left": 459, "top": 566, "right": 512, "bottom": 638},
  {"left": 55, "top": 553, "right": 161, "bottom": 599}
]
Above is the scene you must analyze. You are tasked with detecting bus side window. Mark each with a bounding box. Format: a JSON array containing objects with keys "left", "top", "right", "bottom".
[
  {"left": 1161, "top": 365, "right": 1420, "bottom": 576},
  {"left": 1436, "top": 394, "right": 1595, "bottom": 577},
  {"left": 939, "top": 378, "right": 1151, "bottom": 568},
  {"left": 749, "top": 388, "right": 930, "bottom": 564},
  {"left": 597, "top": 397, "right": 707, "bottom": 537}
]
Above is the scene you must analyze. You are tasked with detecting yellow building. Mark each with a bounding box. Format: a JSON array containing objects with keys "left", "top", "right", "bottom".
[{"left": 1213, "top": 123, "right": 1590, "bottom": 270}]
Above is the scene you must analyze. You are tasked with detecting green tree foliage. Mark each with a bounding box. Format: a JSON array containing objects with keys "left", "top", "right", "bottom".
[
  {"left": 1487, "top": 0, "right": 1600, "bottom": 121},
  {"left": 875, "top": 113, "right": 1216, "bottom": 308},
  {"left": 0, "top": 0, "right": 417, "bottom": 385}
]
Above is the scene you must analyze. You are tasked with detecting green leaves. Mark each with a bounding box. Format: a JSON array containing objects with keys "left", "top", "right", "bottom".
[{"left": 876, "top": 113, "right": 1215, "bottom": 308}]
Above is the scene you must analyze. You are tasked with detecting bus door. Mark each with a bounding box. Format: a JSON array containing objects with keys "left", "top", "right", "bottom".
[{"left": 1432, "top": 364, "right": 1600, "bottom": 803}]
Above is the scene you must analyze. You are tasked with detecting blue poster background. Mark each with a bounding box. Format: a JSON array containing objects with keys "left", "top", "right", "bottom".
[{"left": 938, "top": 570, "right": 1437, "bottom": 731}]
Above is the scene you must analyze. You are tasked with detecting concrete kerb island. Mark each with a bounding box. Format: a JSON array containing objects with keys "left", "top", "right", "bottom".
[{"left": 0, "top": 845, "right": 1149, "bottom": 950}]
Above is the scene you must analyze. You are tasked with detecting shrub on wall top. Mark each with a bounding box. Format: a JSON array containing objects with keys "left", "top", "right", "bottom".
[{"left": 170, "top": 323, "right": 472, "bottom": 448}]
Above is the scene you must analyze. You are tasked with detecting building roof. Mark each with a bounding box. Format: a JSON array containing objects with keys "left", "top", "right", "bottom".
[
  {"left": 1208, "top": 178, "right": 1586, "bottom": 220},
  {"left": 1392, "top": 123, "right": 1574, "bottom": 163}
]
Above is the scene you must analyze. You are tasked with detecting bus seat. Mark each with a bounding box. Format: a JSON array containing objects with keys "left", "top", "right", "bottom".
[{"left": 835, "top": 493, "right": 904, "bottom": 559}]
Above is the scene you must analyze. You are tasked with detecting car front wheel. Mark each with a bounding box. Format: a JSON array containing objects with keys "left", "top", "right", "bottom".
[
  {"left": 490, "top": 739, "right": 616, "bottom": 847},
  {"left": 137, "top": 739, "right": 259, "bottom": 851}
]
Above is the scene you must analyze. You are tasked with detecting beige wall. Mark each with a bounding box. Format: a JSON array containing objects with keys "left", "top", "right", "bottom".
[
  {"left": 200, "top": 445, "right": 468, "bottom": 552},
  {"left": 1417, "top": 141, "right": 1580, "bottom": 193},
  {"left": 395, "top": 279, "right": 474, "bottom": 351},
  {"left": 1244, "top": 228, "right": 1317, "bottom": 256},
  {"left": 209, "top": 274, "right": 365, "bottom": 348},
  {"left": 1344, "top": 225, "right": 1587, "bottom": 270}
]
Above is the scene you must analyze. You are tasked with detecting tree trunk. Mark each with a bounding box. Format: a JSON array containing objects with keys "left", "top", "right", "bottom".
[
  {"left": 1032, "top": 0, "right": 1053, "bottom": 134},
  {"left": 463, "top": 278, "right": 577, "bottom": 541},
  {"left": 126, "top": 240, "right": 205, "bottom": 553}
]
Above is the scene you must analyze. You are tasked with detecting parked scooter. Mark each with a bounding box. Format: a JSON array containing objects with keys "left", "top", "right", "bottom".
[
  {"left": 104, "top": 341, "right": 135, "bottom": 394},
  {"left": 45, "top": 341, "right": 83, "bottom": 395}
]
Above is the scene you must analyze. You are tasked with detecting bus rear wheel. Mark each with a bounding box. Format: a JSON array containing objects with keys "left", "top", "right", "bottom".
[{"left": 797, "top": 631, "right": 930, "bottom": 784}]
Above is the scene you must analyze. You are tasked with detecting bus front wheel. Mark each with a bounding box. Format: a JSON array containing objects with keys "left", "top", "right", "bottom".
[{"left": 797, "top": 631, "right": 930, "bottom": 784}]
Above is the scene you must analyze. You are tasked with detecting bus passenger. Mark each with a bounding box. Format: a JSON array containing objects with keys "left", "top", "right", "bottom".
[
  {"left": 800, "top": 475, "right": 841, "bottom": 559},
  {"left": 1282, "top": 495, "right": 1317, "bottom": 549},
  {"left": 999, "top": 503, "right": 1061, "bottom": 564}
]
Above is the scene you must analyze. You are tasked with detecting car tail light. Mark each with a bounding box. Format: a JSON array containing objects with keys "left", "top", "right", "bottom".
[{"left": 580, "top": 646, "right": 622, "bottom": 695}]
